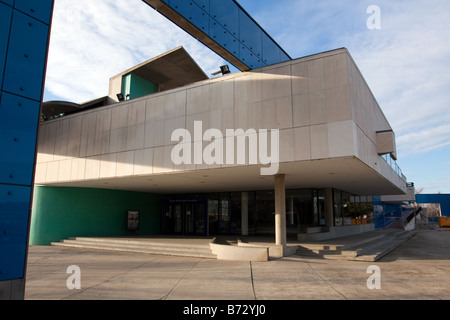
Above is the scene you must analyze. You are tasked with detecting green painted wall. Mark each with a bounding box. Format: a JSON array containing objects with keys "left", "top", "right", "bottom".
[
  {"left": 122, "top": 73, "right": 158, "bottom": 100},
  {"left": 29, "top": 186, "right": 163, "bottom": 245}
]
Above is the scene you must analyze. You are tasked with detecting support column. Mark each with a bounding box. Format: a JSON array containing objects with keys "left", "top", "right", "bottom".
[
  {"left": 325, "top": 188, "right": 334, "bottom": 228},
  {"left": 274, "top": 174, "right": 286, "bottom": 246},
  {"left": 241, "top": 192, "right": 248, "bottom": 236}
]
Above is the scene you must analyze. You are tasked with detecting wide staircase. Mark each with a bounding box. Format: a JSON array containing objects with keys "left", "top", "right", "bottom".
[
  {"left": 51, "top": 236, "right": 217, "bottom": 259},
  {"left": 51, "top": 229, "right": 418, "bottom": 262},
  {"left": 295, "top": 229, "right": 417, "bottom": 261}
]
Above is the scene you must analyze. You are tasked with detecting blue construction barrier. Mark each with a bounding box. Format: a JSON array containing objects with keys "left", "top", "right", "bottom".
[{"left": 416, "top": 194, "right": 450, "bottom": 217}]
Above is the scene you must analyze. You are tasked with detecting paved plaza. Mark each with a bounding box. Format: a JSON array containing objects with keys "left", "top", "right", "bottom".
[{"left": 24, "top": 228, "right": 450, "bottom": 300}]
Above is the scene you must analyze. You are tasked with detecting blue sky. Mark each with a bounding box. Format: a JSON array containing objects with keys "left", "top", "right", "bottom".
[{"left": 43, "top": 0, "right": 450, "bottom": 194}]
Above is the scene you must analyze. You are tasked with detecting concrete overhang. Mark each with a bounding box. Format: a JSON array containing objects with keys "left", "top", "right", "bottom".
[
  {"left": 41, "top": 101, "right": 82, "bottom": 118},
  {"left": 381, "top": 186, "right": 416, "bottom": 204},
  {"left": 110, "top": 46, "right": 208, "bottom": 93},
  {"left": 38, "top": 156, "right": 407, "bottom": 197},
  {"left": 41, "top": 96, "right": 109, "bottom": 118}
]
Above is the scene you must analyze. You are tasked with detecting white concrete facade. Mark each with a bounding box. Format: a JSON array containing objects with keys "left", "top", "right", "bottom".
[{"left": 35, "top": 48, "right": 406, "bottom": 196}]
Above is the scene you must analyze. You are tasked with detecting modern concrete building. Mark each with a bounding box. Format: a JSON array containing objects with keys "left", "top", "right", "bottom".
[
  {"left": 30, "top": 46, "right": 412, "bottom": 250},
  {"left": 0, "top": 0, "right": 416, "bottom": 300}
]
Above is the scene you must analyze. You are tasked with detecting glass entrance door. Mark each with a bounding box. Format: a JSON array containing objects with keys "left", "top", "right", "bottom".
[
  {"left": 162, "top": 200, "right": 207, "bottom": 235},
  {"left": 162, "top": 203, "right": 182, "bottom": 234},
  {"left": 184, "top": 202, "right": 195, "bottom": 234}
]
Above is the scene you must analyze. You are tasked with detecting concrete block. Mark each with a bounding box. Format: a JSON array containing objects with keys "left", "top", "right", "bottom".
[
  {"left": 292, "top": 93, "right": 309, "bottom": 127},
  {"left": 134, "top": 148, "right": 153, "bottom": 175},
  {"left": 144, "top": 120, "right": 165, "bottom": 148},
  {"left": 293, "top": 126, "right": 311, "bottom": 161},
  {"left": 325, "top": 85, "right": 351, "bottom": 123},
  {"left": 310, "top": 124, "right": 329, "bottom": 159},
  {"left": 99, "top": 153, "right": 117, "bottom": 178},
  {"left": 45, "top": 161, "right": 59, "bottom": 183},
  {"left": 116, "top": 151, "right": 134, "bottom": 177},
  {"left": 261, "top": 65, "right": 291, "bottom": 101},
  {"left": 308, "top": 90, "right": 327, "bottom": 125},
  {"left": 34, "top": 162, "right": 47, "bottom": 183},
  {"left": 111, "top": 104, "right": 128, "bottom": 129},
  {"left": 376, "top": 130, "right": 397, "bottom": 160},
  {"left": 327, "top": 120, "right": 357, "bottom": 158},
  {"left": 210, "top": 242, "right": 268, "bottom": 262},
  {"left": 291, "top": 61, "right": 308, "bottom": 95},
  {"left": 85, "top": 156, "right": 101, "bottom": 179},
  {"left": 279, "top": 128, "right": 294, "bottom": 163},
  {"left": 261, "top": 96, "right": 292, "bottom": 130},
  {"left": 57, "top": 159, "right": 72, "bottom": 182},
  {"left": 70, "top": 158, "right": 86, "bottom": 181}
]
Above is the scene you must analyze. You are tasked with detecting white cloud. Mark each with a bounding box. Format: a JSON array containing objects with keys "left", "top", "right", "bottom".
[
  {"left": 340, "top": 1, "right": 450, "bottom": 158},
  {"left": 417, "top": 177, "right": 450, "bottom": 194},
  {"left": 397, "top": 124, "right": 450, "bottom": 156},
  {"left": 253, "top": 0, "right": 450, "bottom": 159},
  {"left": 44, "top": 0, "right": 225, "bottom": 103}
]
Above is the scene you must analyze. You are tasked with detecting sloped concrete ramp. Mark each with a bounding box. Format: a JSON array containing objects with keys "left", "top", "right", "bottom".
[{"left": 295, "top": 229, "right": 418, "bottom": 261}]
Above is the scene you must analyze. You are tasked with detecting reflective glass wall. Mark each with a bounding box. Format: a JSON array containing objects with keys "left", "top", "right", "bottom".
[
  {"left": 164, "top": 188, "right": 332, "bottom": 236},
  {"left": 333, "top": 190, "right": 374, "bottom": 226},
  {"left": 164, "top": 188, "right": 375, "bottom": 236}
]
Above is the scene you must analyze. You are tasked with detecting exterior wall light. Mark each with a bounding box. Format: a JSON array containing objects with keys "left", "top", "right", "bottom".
[{"left": 211, "top": 65, "right": 231, "bottom": 76}]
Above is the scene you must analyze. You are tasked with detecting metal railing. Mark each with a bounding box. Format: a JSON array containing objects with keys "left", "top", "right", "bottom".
[
  {"left": 383, "top": 207, "right": 422, "bottom": 230},
  {"left": 381, "top": 154, "right": 403, "bottom": 178}
]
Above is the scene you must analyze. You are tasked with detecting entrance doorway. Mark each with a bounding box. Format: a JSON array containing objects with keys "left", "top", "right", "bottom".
[{"left": 161, "top": 200, "right": 207, "bottom": 235}]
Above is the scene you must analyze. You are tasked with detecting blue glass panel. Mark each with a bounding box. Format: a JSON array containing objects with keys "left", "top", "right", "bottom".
[
  {"left": 0, "top": 93, "right": 39, "bottom": 186},
  {"left": 239, "top": 44, "right": 264, "bottom": 69},
  {"left": 168, "top": 0, "right": 209, "bottom": 33},
  {"left": 143, "top": 0, "right": 291, "bottom": 70},
  {"left": 262, "top": 32, "right": 282, "bottom": 65},
  {"left": 279, "top": 50, "right": 290, "bottom": 63},
  {"left": 192, "top": 0, "right": 209, "bottom": 13},
  {"left": 3, "top": 11, "right": 49, "bottom": 101},
  {"left": 209, "top": 1, "right": 239, "bottom": 37},
  {"left": 0, "top": 185, "right": 31, "bottom": 280},
  {"left": 209, "top": 20, "right": 239, "bottom": 57},
  {"left": 238, "top": 9, "right": 262, "bottom": 59},
  {"left": 14, "top": 0, "right": 53, "bottom": 24}
]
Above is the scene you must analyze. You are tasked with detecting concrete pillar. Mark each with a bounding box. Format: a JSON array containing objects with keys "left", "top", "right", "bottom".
[
  {"left": 325, "top": 188, "right": 334, "bottom": 228},
  {"left": 241, "top": 192, "right": 248, "bottom": 236},
  {"left": 274, "top": 174, "right": 286, "bottom": 246}
]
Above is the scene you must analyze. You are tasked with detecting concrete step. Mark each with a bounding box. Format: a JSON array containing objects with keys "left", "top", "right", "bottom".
[
  {"left": 58, "top": 239, "right": 216, "bottom": 256},
  {"left": 51, "top": 237, "right": 217, "bottom": 259},
  {"left": 67, "top": 237, "right": 212, "bottom": 250},
  {"left": 295, "top": 246, "right": 342, "bottom": 258}
]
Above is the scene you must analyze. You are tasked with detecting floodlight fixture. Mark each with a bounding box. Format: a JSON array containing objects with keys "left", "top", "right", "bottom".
[{"left": 211, "top": 65, "right": 231, "bottom": 76}]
